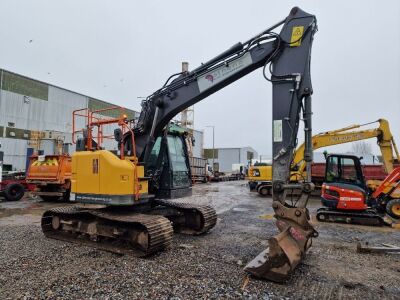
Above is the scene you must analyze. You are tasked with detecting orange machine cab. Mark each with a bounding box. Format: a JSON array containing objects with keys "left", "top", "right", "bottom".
[{"left": 321, "top": 154, "right": 369, "bottom": 211}]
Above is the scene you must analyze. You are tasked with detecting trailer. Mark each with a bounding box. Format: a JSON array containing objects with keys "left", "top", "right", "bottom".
[
  {"left": 0, "top": 151, "right": 34, "bottom": 201},
  {"left": 311, "top": 162, "right": 400, "bottom": 189},
  {"left": 210, "top": 171, "right": 245, "bottom": 182},
  {"left": 0, "top": 172, "right": 35, "bottom": 201}
]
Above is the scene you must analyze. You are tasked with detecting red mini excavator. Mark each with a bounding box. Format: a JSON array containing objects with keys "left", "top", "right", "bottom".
[{"left": 317, "top": 154, "right": 400, "bottom": 225}]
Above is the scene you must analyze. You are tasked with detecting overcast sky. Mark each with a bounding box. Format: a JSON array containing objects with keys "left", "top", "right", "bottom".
[{"left": 0, "top": 0, "right": 399, "bottom": 157}]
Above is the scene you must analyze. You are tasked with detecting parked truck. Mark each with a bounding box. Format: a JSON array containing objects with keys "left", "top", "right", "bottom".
[
  {"left": 26, "top": 154, "right": 71, "bottom": 201},
  {"left": 25, "top": 131, "right": 72, "bottom": 201},
  {"left": 189, "top": 157, "right": 210, "bottom": 183}
]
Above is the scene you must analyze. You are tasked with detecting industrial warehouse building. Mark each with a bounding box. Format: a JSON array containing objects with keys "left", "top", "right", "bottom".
[
  {"left": 204, "top": 147, "right": 258, "bottom": 173},
  {"left": 0, "top": 69, "right": 204, "bottom": 171}
]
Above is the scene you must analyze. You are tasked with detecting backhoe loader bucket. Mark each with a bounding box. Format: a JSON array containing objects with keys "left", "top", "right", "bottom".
[{"left": 245, "top": 202, "right": 317, "bottom": 282}]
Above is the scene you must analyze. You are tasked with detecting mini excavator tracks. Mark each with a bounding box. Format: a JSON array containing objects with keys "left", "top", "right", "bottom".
[{"left": 316, "top": 207, "right": 385, "bottom": 226}]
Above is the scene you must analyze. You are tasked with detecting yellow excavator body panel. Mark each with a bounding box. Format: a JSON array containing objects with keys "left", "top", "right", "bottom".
[
  {"left": 248, "top": 165, "right": 272, "bottom": 183},
  {"left": 248, "top": 165, "right": 299, "bottom": 186},
  {"left": 71, "top": 150, "right": 148, "bottom": 204}
]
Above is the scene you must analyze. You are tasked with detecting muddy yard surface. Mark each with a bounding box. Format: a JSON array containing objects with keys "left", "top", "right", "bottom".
[{"left": 0, "top": 181, "right": 399, "bottom": 299}]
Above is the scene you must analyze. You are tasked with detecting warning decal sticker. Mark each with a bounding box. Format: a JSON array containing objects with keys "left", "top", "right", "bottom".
[{"left": 290, "top": 26, "right": 304, "bottom": 47}]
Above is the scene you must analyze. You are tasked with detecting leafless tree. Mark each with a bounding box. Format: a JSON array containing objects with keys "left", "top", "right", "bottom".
[{"left": 351, "top": 141, "right": 373, "bottom": 155}]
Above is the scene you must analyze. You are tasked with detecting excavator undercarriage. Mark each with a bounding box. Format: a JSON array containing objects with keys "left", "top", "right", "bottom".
[{"left": 42, "top": 200, "right": 217, "bottom": 256}]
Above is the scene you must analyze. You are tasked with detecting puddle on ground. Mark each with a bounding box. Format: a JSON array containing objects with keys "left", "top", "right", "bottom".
[
  {"left": 198, "top": 188, "right": 219, "bottom": 193},
  {"left": 232, "top": 207, "right": 249, "bottom": 212}
]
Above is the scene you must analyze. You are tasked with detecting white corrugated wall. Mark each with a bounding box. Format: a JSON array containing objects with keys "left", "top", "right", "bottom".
[
  {"left": 0, "top": 138, "right": 28, "bottom": 171},
  {"left": 0, "top": 83, "right": 89, "bottom": 170},
  {"left": 47, "top": 86, "right": 88, "bottom": 144}
]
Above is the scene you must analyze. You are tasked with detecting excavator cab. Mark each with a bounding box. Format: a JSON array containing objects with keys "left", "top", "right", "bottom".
[
  {"left": 321, "top": 154, "right": 368, "bottom": 211},
  {"left": 145, "top": 131, "right": 192, "bottom": 199},
  {"left": 325, "top": 155, "right": 366, "bottom": 187}
]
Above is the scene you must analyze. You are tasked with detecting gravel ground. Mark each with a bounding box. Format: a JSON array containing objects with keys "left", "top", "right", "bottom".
[{"left": 0, "top": 181, "right": 399, "bottom": 299}]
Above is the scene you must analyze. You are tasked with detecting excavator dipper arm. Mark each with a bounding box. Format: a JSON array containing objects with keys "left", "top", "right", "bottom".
[
  {"left": 126, "top": 7, "right": 318, "bottom": 282},
  {"left": 244, "top": 9, "right": 318, "bottom": 281}
]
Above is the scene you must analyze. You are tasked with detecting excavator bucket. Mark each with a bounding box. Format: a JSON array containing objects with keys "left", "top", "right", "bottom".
[
  {"left": 245, "top": 227, "right": 305, "bottom": 282},
  {"left": 245, "top": 203, "right": 317, "bottom": 282}
]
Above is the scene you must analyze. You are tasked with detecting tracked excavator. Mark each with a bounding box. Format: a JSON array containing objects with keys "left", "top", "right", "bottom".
[
  {"left": 249, "top": 119, "right": 400, "bottom": 195},
  {"left": 41, "top": 7, "right": 318, "bottom": 282},
  {"left": 317, "top": 154, "right": 400, "bottom": 225}
]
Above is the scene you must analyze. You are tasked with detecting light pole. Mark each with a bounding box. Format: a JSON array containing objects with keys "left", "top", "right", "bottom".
[{"left": 206, "top": 126, "right": 215, "bottom": 172}]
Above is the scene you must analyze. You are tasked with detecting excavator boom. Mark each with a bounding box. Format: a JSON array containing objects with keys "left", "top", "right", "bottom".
[{"left": 296, "top": 119, "right": 399, "bottom": 174}]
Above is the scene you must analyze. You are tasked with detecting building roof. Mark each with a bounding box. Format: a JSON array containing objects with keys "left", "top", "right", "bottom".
[{"left": 0, "top": 68, "right": 139, "bottom": 117}]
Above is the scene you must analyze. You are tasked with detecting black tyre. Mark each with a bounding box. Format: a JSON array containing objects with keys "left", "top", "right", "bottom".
[
  {"left": 4, "top": 183, "right": 25, "bottom": 201},
  {"left": 258, "top": 186, "right": 270, "bottom": 197},
  {"left": 386, "top": 199, "right": 400, "bottom": 219}
]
